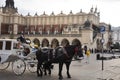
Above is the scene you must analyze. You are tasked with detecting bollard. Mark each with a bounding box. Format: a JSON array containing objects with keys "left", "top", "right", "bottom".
[
  {"left": 96, "top": 54, "right": 100, "bottom": 60},
  {"left": 0, "top": 56, "right": 1, "bottom": 62}
]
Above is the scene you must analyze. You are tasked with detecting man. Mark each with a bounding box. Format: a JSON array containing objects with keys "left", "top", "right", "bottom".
[{"left": 17, "top": 34, "right": 26, "bottom": 43}]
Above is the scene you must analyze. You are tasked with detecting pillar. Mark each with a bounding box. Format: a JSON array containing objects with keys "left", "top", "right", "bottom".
[{"left": 13, "top": 24, "right": 18, "bottom": 34}]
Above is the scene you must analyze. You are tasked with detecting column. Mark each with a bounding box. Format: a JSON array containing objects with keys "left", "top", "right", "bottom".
[
  {"left": 13, "top": 24, "right": 18, "bottom": 34},
  {"left": 81, "top": 29, "right": 93, "bottom": 48}
]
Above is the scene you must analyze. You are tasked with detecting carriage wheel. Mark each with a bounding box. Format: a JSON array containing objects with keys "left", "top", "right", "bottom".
[
  {"left": 12, "top": 59, "right": 26, "bottom": 76},
  {"left": 27, "top": 60, "right": 37, "bottom": 73},
  {"left": 0, "top": 62, "right": 10, "bottom": 70}
]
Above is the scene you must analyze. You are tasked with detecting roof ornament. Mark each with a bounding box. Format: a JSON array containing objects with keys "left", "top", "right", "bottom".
[
  {"left": 90, "top": 6, "right": 93, "bottom": 13},
  {"left": 27, "top": 13, "right": 30, "bottom": 16},
  {"left": 70, "top": 10, "right": 72, "bottom": 14},
  {"left": 94, "top": 6, "right": 97, "bottom": 13},
  {"left": 51, "top": 11, "right": 54, "bottom": 15},
  {"left": 43, "top": 11, "right": 46, "bottom": 15},
  {"left": 5, "top": 0, "right": 15, "bottom": 8},
  {"left": 61, "top": 11, "right": 63, "bottom": 14},
  {"left": 80, "top": 9, "right": 82, "bottom": 13},
  {"left": 35, "top": 12, "right": 38, "bottom": 16},
  {"left": 97, "top": 12, "right": 100, "bottom": 17}
]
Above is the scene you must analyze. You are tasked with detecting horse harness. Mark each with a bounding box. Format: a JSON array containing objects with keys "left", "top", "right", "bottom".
[
  {"left": 54, "top": 46, "right": 69, "bottom": 58},
  {"left": 40, "top": 46, "right": 79, "bottom": 61}
]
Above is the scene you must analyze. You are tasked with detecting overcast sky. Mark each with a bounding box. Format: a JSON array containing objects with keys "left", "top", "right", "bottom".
[{"left": 0, "top": 0, "right": 120, "bottom": 27}]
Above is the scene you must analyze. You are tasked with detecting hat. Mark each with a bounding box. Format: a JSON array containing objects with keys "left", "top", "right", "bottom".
[{"left": 34, "top": 44, "right": 38, "bottom": 48}]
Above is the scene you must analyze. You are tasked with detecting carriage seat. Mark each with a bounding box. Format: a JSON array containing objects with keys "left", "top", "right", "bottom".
[{"left": 23, "top": 48, "right": 30, "bottom": 56}]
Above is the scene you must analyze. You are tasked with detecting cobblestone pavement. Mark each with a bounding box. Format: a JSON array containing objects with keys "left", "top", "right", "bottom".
[{"left": 1, "top": 53, "right": 120, "bottom": 80}]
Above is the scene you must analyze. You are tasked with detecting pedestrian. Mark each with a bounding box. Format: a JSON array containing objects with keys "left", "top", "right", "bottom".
[{"left": 85, "top": 49, "right": 91, "bottom": 63}]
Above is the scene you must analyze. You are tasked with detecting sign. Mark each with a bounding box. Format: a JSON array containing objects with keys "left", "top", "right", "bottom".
[{"left": 100, "top": 26, "right": 105, "bottom": 33}]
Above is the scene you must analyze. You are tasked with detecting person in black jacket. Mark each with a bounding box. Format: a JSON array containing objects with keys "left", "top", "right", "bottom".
[{"left": 17, "top": 34, "right": 26, "bottom": 43}]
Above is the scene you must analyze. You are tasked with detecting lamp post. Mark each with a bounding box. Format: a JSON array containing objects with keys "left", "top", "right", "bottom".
[
  {"left": 100, "top": 26, "right": 105, "bottom": 71},
  {"left": 97, "top": 26, "right": 106, "bottom": 80},
  {"left": 101, "top": 34, "right": 104, "bottom": 70}
]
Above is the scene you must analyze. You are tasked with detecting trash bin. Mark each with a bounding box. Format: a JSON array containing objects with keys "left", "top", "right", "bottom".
[{"left": 96, "top": 54, "right": 100, "bottom": 60}]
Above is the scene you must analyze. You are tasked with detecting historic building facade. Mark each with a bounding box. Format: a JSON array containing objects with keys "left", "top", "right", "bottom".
[
  {"left": 112, "top": 27, "right": 120, "bottom": 44},
  {"left": 0, "top": 0, "right": 112, "bottom": 50}
]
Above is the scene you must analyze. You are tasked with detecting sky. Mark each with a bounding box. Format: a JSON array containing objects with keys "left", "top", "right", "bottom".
[{"left": 0, "top": 0, "right": 120, "bottom": 27}]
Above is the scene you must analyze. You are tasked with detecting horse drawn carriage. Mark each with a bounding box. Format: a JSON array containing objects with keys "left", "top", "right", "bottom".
[
  {"left": 0, "top": 39, "right": 38, "bottom": 75},
  {"left": 0, "top": 37, "right": 83, "bottom": 80}
]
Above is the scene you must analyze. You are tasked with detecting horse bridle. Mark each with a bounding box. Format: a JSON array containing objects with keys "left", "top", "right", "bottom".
[{"left": 75, "top": 46, "right": 79, "bottom": 54}]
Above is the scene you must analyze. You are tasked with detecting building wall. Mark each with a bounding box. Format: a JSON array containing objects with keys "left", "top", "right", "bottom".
[
  {"left": 0, "top": 1, "right": 111, "bottom": 50},
  {"left": 112, "top": 27, "right": 120, "bottom": 44}
]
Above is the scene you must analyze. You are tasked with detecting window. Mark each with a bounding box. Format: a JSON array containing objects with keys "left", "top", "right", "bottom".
[
  {"left": 5, "top": 41, "right": 11, "bottom": 50},
  {"left": 13, "top": 43, "right": 17, "bottom": 49},
  {"left": 0, "top": 41, "right": 3, "bottom": 50},
  {"left": 13, "top": 43, "right": 20, "bottom": 49}
]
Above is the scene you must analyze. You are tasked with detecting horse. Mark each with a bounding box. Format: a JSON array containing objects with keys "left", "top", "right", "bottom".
[
  {"left": 36, "top": 45, "right": 82, "bottom": 79},
  {"left": 36, "top": 47, "right": 53, "bottom": 77}
]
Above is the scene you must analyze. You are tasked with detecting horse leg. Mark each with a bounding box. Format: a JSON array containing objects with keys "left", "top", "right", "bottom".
[
  {"left": 43, "top": 62, "right": 52, "bottom": 76},
  {"left": 43, "top": 64, "right": 47, "bottom": 75},
  {"left": 58, "top": 62, "right": 64, "bottom": 79},
  {"left": 44, "top": 67, "right": 51, "bottom": 76},
  {"left": 48, "top": 63, "right": 52, "bottom": 75},
  {"left": 37, "top": 63, "right": 43, "bottom": 77},
  {"left": 44, "top": 68, "right": 47, "bottom": 75},
  {"left": 40, "top": 66, "right": 43, "bottom": 77},
  {"left": 48, "top": 66, "right": 51, "bottom": 75},
  {"left": 37, "top": 63, "right": 40, "bottom": 77},
  {"left": 65, "top": 62, "right": 71, "bottom": 78}
]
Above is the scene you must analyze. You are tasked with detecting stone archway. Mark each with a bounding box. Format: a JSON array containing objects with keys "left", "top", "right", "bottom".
[
  {"left": 61, "top": 38, "right": 70, "bottom": 47},
  {"left": 33, "top": 38, "right": 40, "bottom": 47},
  {"left": 72, "top": 39, "right": 81, "bottom": 47},
  {"left": 42, "top": 38, "right": 49, "bottom": 47},
  {"left": 51, "top": 38, "right": 59, "bottom": 48}
]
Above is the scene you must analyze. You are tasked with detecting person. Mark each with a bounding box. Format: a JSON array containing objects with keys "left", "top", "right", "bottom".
[
  {"left": 32, "top": 44, "right": 39, "bottom": 53},
  {"left": 85, "top": 49, "right": 91, "bottom": 63},
  {"left": 17, "top": 34, "right": 26, "bottom": 43},
  {"left": 84, "top": 45, "right": 87, "bottom": 55},
  {"left": 74, "top": 46, "right": 84, "bottom": 60}
]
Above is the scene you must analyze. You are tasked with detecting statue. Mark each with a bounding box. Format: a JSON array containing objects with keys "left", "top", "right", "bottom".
[
  {"left": 90, "top": 7, "right": 93, "bottom": 13},
  {"left": 84, "top": 19, "right": 91, "bottom": 27}
]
